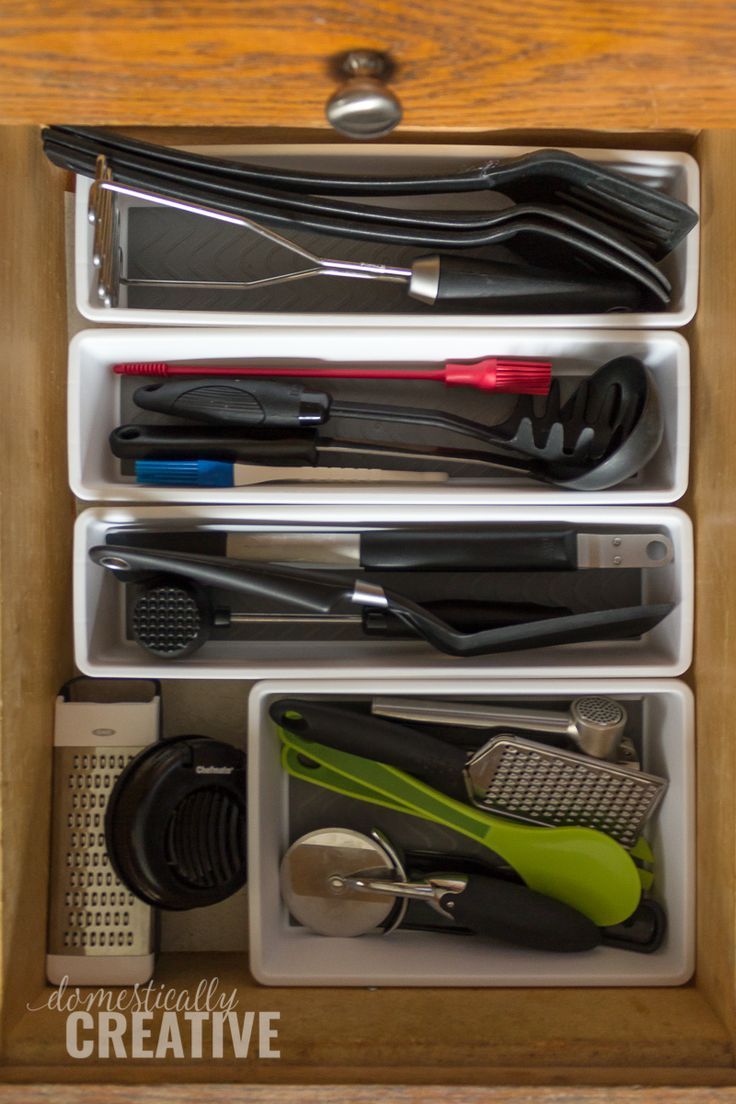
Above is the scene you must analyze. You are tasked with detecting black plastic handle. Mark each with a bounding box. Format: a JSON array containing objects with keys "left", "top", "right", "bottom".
[
  {"left": 110, "top": 423, "right": 528, "bottom": 476},
  {"left": 101, "top": 525, "right": 582, "bottom": 573},
  {"left": 270, "top": 699, "right": 470, "bottom": 802},
  {"left": 133, "top": 381, "right": 547, "bottom": 457},
  {"left": 110, "top": 424, "right": 320, "bottom": 464},
  {"left": 133, "top": 379, "right": 331, "bottom": 428},
  {"left": 600, "top": 898, "right": 667, "bottom": 954},
  {"left": 436, "top": 875, "right": 601, "bottom": 952},
  {"left": 421, "top": 255, "right": 643, "bottom": 311},
  {"left": 359, "top": 527, "right": 580, "bottom": 571},
  {"left": 90, "top": 545, "right": 350, "bottom": 614}
]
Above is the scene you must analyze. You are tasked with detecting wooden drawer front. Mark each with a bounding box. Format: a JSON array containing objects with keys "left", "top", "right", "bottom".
[
  {"left": 0, "top": 126, "right": 734, "bottom": 1091},
  {"left": 1, "top": 3, "right": 736, "bottom": 127}
]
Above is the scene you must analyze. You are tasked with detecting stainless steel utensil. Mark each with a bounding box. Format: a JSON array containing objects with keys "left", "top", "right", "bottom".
[
  {"left": 465, "top": 734, "right": 665, "bottom": 848},
  {"left": 371, "top": 695, "right": 628, "bottom": 760}
]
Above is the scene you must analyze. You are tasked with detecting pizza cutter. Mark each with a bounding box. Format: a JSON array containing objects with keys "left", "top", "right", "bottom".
[{"left": 280, "top": 827, "right": 601, "bottom": 951}]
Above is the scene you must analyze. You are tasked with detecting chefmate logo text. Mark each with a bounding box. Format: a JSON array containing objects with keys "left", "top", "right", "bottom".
[{"left": 27, "top": 977, "right": 281, "bottom": 1060}]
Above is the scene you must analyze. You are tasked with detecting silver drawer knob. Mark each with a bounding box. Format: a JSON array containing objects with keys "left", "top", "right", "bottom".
[{"left": 326, "top": 50, "right": 402, "bottom": 140}]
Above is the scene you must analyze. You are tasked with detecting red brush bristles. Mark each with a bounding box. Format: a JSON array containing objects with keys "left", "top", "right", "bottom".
[{"left": 443, "top": 358, "right": 551, "bottom": 394}]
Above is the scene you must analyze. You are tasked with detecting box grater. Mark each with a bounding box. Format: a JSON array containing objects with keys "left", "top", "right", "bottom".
[
  {"left": 466, "top": 734, "right": 667, "bottom": 849},
  {"left": 46, "top": 679, "right": 159, "bottom": 985}
]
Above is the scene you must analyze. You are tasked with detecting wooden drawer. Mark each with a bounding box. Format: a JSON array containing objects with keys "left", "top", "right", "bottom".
[
  {"left": 0, "top": 125, "right": 734, "bottom": 1094},
  {"left": 1, "top": 2, "right": 736, "bottom": 129}
]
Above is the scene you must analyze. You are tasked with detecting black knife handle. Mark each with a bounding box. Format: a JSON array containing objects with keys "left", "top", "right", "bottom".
[
  {"left": 133, "top": 379, "right": 331, "bottom": 428},
  {"left": 270, "top": 699, "right": 469, "bottom": 803},
  {"left": 359, "top": 528, "right": 579, "bottom": 571},
  {"left": 435, "top": 875, "right": 601, "bottom": 952},
  {"left": 110, "top": 424, "right": 320, "bottom": 464}
]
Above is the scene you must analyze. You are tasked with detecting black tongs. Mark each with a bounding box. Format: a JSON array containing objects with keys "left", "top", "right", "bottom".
[
  {"left": 44, "top": 126, "right": 696, "bottom": 261},
  {"left": 90, "top": 544, "right": 673, "bottom": 659},
  {"left": 42, "top": 127, "right": 676, "bottom": 307}
]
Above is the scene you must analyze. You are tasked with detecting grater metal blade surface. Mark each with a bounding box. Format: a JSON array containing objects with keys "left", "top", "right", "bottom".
[
  {"left": 48, "top": 746, "right": 155, "bottom": 958},
  {"left": 465, "top": 735, "right": 666, "bottom": 849}
]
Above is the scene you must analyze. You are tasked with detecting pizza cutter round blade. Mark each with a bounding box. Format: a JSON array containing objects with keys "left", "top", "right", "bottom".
[{"left": 280, "top": 827, "right": 408, "bottom": 937}]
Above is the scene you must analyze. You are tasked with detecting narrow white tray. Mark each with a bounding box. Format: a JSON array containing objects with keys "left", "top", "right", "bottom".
[
  {"left": 68, "top": 327, "right": 690, "bottom": 507},
  {"left": 74, "top": 143, "right": 699, "bottom": 329},
  {"left": 247, "top": 677, "right": 695, "bottom": 987},
  {"left": 73, "top": 504, "right": 693, "bottom": 679}
]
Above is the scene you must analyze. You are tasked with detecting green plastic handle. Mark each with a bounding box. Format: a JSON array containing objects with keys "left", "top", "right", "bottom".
[
  {"left": 282, "top": 744, "right": 419, "bottom": 817},
  {"left": 278, "top": 727, "right": 641, "bottom": 927},
  {"left": 282, "top": 743, "right": 654, "bottom": 892}
]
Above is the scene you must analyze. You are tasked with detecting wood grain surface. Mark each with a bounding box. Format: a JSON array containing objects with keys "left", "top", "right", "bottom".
[
  {"left": 2, "top": 952, "right": 733, "bottom": 1083},
  {"left": 4, "top": 1089, "right": 736, "bottom": 1103},
  {"left": 1, "top": 0, "right": 736, "bottom": 128},
  {"left": 688, "top": 129, "right": 736, "bottom": 1048},
  {"left": 0, "top": 129, "right": 76, "bottom": 1042},
  {"left": 3, "top": 125, "right": 736, "bottom": 1097}
]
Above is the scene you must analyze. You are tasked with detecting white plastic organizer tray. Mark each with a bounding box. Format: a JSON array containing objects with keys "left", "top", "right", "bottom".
[
  {"left": 73, "top": 504, "right": 693, "bottom": 679},
  {"left": 247, "top": 677, "right": 694, "bottom": 987},
  {"left": 74, "top": 144, "right": 699, "bottom": 329},
  {"left": 68, "top": 327, "right": 690, "bottom": 507}
]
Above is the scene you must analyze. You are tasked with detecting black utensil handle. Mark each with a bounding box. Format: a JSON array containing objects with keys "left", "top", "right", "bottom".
[
  {"left": 362, "top": 600, "right": 572, "bottom": 636},
  {"left": 600, "top": 898, "right": 667, "bottom": 954},
  {"left": 413, "top": 255, "right": 642, "bottom": 311},
  {"left": 270, "top": 699, "right": 469, "bottom": 803},
  {"left": 110, "top": 424, "right": 319, "bottom": 464},
  {"left": 134, "top": 380, "right": 539, "bottom": 457},
  {"left": 436, "top": 875, "right": 601, "bottom": 952},
  {"left": 359, "top": 528, "right": 579, "bottom": 571},
  {"left": 133, "top": 379, "right": 331, "bottom": 429},
  {"left": 90, "top": 546, "right": 350, "bottom": 614},
  {"left": 110, "top": 423, "right": 542, "bottom": 478}
]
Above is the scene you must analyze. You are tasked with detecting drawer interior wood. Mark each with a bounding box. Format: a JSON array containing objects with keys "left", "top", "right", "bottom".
[{"left": 0, "top": 124, "right": 733, "bottom": 1087}]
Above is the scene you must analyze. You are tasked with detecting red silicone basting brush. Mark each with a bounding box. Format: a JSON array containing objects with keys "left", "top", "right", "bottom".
[{"left": 112, "top": 357, "right": 551, "bottom": 395}]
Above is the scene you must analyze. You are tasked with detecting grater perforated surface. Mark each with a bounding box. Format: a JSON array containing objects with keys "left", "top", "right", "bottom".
[
  {"left": 472, "top": 736, "right": 666, "bottom": 849},
  {"left": 48, "top": 747, "right": 154, "bottom": 956}
]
